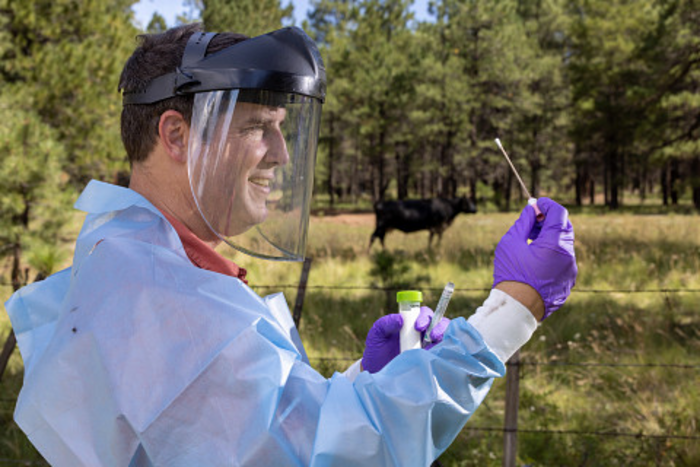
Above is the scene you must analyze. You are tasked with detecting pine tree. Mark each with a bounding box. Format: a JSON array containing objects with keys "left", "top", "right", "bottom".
[
  {"left": 193, "top": 0, "right": 294, "bottom": 36},
  {"left": 636, "top": 0, "right": 700, "bottom": 209},
  {"left": 0, "top": 87, "right": 71, "bottom": 377},
  {"left": 0, "top": 89, "right": 69, "bottom": 287},
  {"left": 1, "top": 0, "right": 139, "bottom": 185},
  {"left": 566, "top": 0, "right": 665, "bottom": 208}
]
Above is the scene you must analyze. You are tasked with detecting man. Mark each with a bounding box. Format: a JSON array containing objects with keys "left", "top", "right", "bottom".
[{"left": 5, "top": 24, "right": 577, "bottom": 466}]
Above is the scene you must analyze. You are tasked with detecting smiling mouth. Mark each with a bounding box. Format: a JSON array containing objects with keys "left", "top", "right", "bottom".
[{"left": 249, "top": 178, "right": 271, "bottom": 188}]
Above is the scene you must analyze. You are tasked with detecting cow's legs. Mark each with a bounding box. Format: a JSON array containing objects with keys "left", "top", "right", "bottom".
[
  {"left": 368, "top": 233, "right": 377, "bottom": 251},
  {"left": 369, "top": 229, "right": 386, "bottom": 251}
]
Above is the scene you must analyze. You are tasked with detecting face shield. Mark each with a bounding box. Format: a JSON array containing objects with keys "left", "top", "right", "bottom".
[
  {"left": 188, "top": 89, "right": 321, "bottom": 260},
  {"left": 122, "top": 27, "right": 326, "bottom": 261}
]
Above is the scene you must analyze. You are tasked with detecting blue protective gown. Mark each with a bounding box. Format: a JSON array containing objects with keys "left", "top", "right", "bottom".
[{"left": 5, "top": 181, "right": 536, "bottom": 467}]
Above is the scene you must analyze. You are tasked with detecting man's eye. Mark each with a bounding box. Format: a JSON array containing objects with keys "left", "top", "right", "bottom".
[{"left": 241, "top": 125, "right": 265, "bottom": 136}]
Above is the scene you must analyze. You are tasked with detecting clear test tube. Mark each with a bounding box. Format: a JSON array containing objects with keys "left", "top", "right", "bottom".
[
  {"left": 424, "top": 282, "right": 454, "bottom": 345},
  {"left": 397, "top": 290, "right": 423, "bottom": 353}
]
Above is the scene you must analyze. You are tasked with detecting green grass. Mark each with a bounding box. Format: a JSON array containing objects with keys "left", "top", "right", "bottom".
[{"left": 2, "top": 207, "right": 699, "bottom": 465}]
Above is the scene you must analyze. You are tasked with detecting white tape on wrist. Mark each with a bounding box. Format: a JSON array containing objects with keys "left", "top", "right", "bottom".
[{"left": 467, "top": 288, "right": 539, "bottom": 362}]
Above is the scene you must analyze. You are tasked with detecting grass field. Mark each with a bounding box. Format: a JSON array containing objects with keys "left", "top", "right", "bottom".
[{"left": 1, "top": 205, "right": 699, "bottom": 465}]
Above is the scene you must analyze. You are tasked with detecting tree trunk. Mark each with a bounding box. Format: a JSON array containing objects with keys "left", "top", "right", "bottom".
[
  {"left": 532, "top": 165, "right": 540, "bottom": 199},
  {"left": 395, "top": 143, "right": 410, "bottom": 200},
  {"left": 327, "top": 115, "right": 335, "bottom": 208},
  {"left": 670, "top": 158, "right": 680, "bottom": 205},
  {"left": 529, "top": 161, "right": 541, "bottom": 199},
  {"left": 609, "top": 149, "right": 620, "bottom": 209},
  {"left": 505, "top": 170, "right": 513, "bottom": 212},
  {"left": 604, "top": 155, "right": 610, "bottom": 207},
  {"left": 430, "top": 147, "right": 438, "bottom": 198},
  {"left": 692, "top": 157, "right": 700, "bottom": 211},
  {"left": 420, "top": 149, "right": 428, "bottom": 199},
  {"left": 530, "top": 127, "right": 540, "bottom": 198},
  {"left": 661, "top": 163, "right": 669, "bottom": 206},
  {"left": 493, "top": 178, "right": 504, "bottom": 211},
  {"left": 376, "top": 102, "right": 389, "bottom": 202},
  {"left": 0, "top": 249, "right": 21, "bottom": 379},
  {"left": 2, "top": 193, "right": 30, "bottom": 380},
  {"left": 443, "top": 131, "right": 456, "bottom": 198},
  {"left": 575, "top": 164, "right": 583, "bottom": 206},
  {"left": 373, "top": 135, "right": 384, "bottom": 202},
  {"left": 0, "top": 331, "right": 17, "bottom": 382},
  {"left": 395, "top": 149, "right": 404, "bottom": 200},
  {"left": 352, "top": 126, "right": 361, "bottom": 203}
]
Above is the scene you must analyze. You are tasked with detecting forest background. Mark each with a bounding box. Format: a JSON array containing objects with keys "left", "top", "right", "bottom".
[
  {"left": 1, "top": 0, "right": 699, "bottom": 465},
  {"left": 2, "top": 0, "right": 699, "bottom": 286}
]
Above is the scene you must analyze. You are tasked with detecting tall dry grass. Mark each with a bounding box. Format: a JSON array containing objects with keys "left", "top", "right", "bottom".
[{"left": 1, "top": 208, "right": 699, "bottom": 465}]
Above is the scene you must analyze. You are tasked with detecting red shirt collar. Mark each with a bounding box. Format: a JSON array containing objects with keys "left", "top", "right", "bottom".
[{"left": 159, "top": 210, "right": 248, "bottom": 284}]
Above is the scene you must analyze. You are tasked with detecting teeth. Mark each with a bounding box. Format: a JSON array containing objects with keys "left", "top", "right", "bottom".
[{"left": 249, "top": 178, "right": 270, "bottom": 187}]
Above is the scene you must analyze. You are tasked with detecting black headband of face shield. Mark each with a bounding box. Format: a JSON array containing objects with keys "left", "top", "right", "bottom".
[{"left": 122, "top": 27, "right": 326, "bottom": 105}]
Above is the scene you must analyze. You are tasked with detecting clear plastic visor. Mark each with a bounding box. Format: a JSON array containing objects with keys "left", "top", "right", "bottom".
[{"left": 188, "top": 90, "right": 321, "bottom": 261}]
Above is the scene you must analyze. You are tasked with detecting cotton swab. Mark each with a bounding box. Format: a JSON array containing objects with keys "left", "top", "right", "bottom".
[{"left": 494, "top": 138, "right": 545, "bottom": 222}]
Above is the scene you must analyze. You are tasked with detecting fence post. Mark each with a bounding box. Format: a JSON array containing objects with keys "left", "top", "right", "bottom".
[
  {"left": 503, "top": 349, "right": 521, "bottom": 467},
  {"left": 0, "top": 330, "right": 17, "bottom": 382},
  {"left": 293, "top": 257, "right": 313, "bottom": 329}
]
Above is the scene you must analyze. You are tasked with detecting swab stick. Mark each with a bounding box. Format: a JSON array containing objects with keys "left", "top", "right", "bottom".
[{"left": 494, "top": 138, "right": 545, "bottom": 222}]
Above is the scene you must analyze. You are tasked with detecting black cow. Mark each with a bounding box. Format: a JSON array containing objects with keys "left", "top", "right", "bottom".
[{"left": 369, "top": 197, "right": 477, "bottom": 249}]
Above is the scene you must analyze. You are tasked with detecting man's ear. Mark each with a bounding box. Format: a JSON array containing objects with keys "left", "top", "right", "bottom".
[{"left": 158, "top": 110, "right": 189, "bottom": 163}]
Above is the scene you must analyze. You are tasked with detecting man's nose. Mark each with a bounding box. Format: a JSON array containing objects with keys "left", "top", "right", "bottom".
[{"left": 265, "top": 127, "right": 290, "bottom": 166}]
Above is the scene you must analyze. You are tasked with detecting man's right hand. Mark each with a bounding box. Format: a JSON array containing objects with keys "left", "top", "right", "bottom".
[{"left": 492, "top": 197, "right": 578, "bottom": 320}]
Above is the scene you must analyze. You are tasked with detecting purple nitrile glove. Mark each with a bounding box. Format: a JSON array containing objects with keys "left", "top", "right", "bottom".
[
  {"left": 493, "top": 197, "right": 578, "bottom": 320},
  {"left": 362, "top": 307, "right": 451, "bottom": 373},
  {"left": 414, "top": 306, "right": 451, "bottom": 350}
]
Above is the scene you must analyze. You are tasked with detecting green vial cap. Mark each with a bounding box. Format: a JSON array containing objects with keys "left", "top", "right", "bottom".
[{"left": 396, "top": 290, "right": 422, "bottom": 303}]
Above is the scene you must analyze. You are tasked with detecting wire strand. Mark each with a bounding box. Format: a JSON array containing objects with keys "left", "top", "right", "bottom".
[
  {"left": 3, "top": 278, "right": 700, "bottom": 294},
  {"left": 305, "top": 356, "right": 700, "bottom": 370},
  {"left": 247, "top": 284, "right": 700, "bottom": 294},
  {"left": 463, "top": 426, "right": 700, "bottom": 440}
]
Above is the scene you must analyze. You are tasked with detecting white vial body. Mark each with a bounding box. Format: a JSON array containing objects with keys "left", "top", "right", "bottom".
[{"left": 399, "top": 301, "right": 422, "bottom": 352}]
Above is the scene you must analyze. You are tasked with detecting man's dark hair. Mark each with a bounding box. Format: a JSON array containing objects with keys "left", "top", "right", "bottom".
[{"left": 119, "top": 24, "right": 248, "bottom": 164}]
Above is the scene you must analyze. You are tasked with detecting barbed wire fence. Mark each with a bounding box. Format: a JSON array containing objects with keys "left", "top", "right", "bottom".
[
  {"left": 1, "top": 266, "right": 699, "bottom": 465},
  {"left": 251, "top": 279, "right": 700, "bottom": 466}
]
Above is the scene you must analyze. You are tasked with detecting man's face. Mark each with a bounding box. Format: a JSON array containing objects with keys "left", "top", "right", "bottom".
[{"left": 195, "top": 101, "right": 289, "bottom": 237}]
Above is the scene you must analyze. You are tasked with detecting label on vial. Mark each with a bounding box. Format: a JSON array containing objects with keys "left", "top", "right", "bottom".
[{"left": 399, "top": 306, "right": 422, "bottom": 352}]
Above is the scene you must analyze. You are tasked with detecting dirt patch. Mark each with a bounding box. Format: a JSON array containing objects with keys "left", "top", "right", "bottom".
[{"left": 312, "top": 213, "right": 375, "bottom": 227}]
